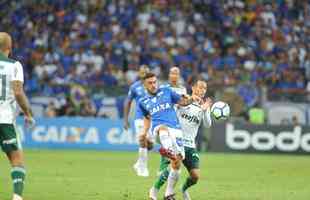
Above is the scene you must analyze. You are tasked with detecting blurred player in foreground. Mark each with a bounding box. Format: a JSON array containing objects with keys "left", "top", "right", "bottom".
[
  {"left": 123, "top": 65, "right": 151, "bottom": 177},
  {"left": 149, "top": 78, "right": 212, "bottom": 200},
  {"left": 0, "top": 32, "right": 35, "bottom": 200}
]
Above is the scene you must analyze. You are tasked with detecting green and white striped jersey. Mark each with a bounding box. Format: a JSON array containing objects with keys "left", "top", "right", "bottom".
[
  {"left": 177, "top": 102, "right": 212, "bottom": 148},
  {"left": 0, "top": 53, "right": 24, "bottom": 124}
]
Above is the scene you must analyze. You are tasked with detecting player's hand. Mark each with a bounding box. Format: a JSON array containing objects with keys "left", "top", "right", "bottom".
[
  {"left": 192, "top": 94, "right": 203, "bottom": 104},
  {"left": 24, "top": 115, "right": 36, "bottom": 130},
  {"left": 201, "top": 97, "right": 212, "bottom": 111},
  {"left": 124, "top": 120, "right": 130, "bottom": 130}
]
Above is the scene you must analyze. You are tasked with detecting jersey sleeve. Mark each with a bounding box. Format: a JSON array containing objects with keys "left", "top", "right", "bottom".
[
  {"left": 138, "top": 100, "right": 149, "bottom": 117},
  {"left": 202, "top": 108, "right": 212, "bottom": 128},
  {"left": 180, "top": 87, "right": 187, "bottom": 95},
  {"left": 127, "top": 85, "right": 136, "bottom": 100},
  {"left": 170, "top": 88, "right": 181, "bottom": 104},
  {"left": 12, "top": 61, "right": 24, "bottom": 83}
]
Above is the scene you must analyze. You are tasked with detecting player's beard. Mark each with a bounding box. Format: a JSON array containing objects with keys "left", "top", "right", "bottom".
[{"left": 148, "top": 88, "right": 157, "bottom": 95}]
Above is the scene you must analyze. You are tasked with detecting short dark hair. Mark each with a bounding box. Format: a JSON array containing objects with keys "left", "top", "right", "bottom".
[
  {"left": 191, "top": 77, "right": 207, "bottom": 86},
  {"left": 143, "top": 72, "right": 156, "bottom": 80}
]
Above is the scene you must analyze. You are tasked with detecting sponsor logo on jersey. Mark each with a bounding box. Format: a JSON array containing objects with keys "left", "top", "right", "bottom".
[
  {"left": 181, "top": 113, "right": 200, "bottom": 124},
  {"left": 150, "top": 103, "right": 172, "bottom": 114}
]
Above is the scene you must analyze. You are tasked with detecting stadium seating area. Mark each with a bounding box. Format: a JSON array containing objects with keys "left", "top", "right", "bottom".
[{"left": 1, "top": 0, "right": 309, "bottom": 118}]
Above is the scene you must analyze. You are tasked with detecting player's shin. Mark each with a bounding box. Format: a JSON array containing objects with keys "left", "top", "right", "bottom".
[
  {"left": 11, "top": 166, "right": 26, "bottom": 198},
  {"left": 164, "top": 167, "right": 180, "bottom": 197},
  {"left": 182, "top": 176, "right": 198, "bottom": 192},
  {"left": 154, "top": 168, "right": 169, "bottom": 190}
]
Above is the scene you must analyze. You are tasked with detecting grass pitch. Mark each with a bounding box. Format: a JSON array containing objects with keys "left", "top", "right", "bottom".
[{"left": 0, "top": 149, "right": 309, "bottom": 200}]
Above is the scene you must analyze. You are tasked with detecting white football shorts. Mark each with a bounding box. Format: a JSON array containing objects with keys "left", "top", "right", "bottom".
[{"left": 153, "top": 125, "right": 185, "bottom": 159}]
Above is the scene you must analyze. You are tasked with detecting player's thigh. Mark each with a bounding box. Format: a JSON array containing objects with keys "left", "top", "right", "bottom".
[
  {"left": 182, "top": 147, "right": 200, "bottom": 172},
  {"left": 167, "top": 127, "right": 185, "bottom": 159},
  {"left": 0, "top": 124, "right": 22, "bottom": 154}
]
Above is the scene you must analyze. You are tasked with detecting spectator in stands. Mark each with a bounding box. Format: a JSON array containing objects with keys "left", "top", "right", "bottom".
[
  {"left": 1, "top": 0, "right": 309, "bottom": 119},
  {"left": 44, "top": 102, "right": 57, "bottom": 118}
]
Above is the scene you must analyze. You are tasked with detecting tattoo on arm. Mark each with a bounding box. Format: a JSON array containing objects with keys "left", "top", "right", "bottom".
[{"left": 12, "top": 81, "right": 32, "bottom": 116}]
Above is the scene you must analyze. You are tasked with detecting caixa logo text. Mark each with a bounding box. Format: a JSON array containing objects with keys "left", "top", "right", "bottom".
[{"left": 225, "top": 123, "right": 310, "bottom": 152}]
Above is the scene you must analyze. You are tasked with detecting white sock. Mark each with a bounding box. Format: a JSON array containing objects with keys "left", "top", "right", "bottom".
[
  {"left": 159, "top": 130, "right": 173, "bottom": 149},
  {"left": 165, "top": 168, "right": 180, "bottom": 197},
  {"left": 13, "top": 194, "right": 23, "bottom": 200},
  {"left": 138, "top": 147, "right": 148, "bottom": 167}
]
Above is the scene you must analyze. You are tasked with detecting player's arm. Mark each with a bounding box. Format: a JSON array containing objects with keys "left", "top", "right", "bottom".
[
  {"left": 177, "top": 94, "right": 202, "bottom": 106},
  {"left": 201, "top": 98, "right": 212, "bottom": 127},
  {"left": 139, "top": 99, "right": 151, "bottom": 137},
  {"left": 12, "top": 62, "right": 34, "bottom": 127},
  {"left": 12, "top": 81, "right": 32, "bottom": 117},
  {"left": 141, "top": 116, "right": 151, "bottom": 136},
  {"left": 123, "top": 87, "right": 135, "bottom": 130},
  {"left": 123, "top": 98, "right": 133, "bottom": 130}
]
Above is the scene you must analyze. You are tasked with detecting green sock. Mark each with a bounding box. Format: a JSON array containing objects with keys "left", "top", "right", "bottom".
[
  {"left": 154, "top": 168, "right": 169, "bottom": 190},
  {"left": 11, "top": 166, "right": 26, "bottom": 196},
  {"left": 182, "top": 177, "right": 197, "bottom": 192}
]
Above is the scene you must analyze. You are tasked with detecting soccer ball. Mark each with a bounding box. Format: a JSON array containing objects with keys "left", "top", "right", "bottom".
[{"left": 211, "top": 101, "right": 230, "bottom": 120}]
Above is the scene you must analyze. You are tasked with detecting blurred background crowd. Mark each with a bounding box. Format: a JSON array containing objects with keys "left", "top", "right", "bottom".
[{"left": 1, "top": 0, "right": 309, "bottom": 122}]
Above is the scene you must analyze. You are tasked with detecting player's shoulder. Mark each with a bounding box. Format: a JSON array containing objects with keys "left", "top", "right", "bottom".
[
  {"left": 159, "top": 84, "right": 173, "bottom": 92},
  {"left": 181, "top": 102, "right": 203, "bottom": 111},
  {"left": 129, "top": 80, "right": 142, "bottom": 89},
  {"left": 0, "top": 54, "right": 17, "bottom": 64},
  {"left": 159, "top": 83, "right": 170, "bottom": 89},
  {"left": 138, "top": 95, "right": 151, "bottom": 105}
]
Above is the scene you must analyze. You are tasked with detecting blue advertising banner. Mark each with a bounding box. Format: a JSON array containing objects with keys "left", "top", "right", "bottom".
[{"left": 16, "top": 117, "right": 140, "bottom": 151}]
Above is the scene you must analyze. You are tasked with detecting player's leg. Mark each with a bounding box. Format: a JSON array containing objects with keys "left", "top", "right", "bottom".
[
  {"left": 149, "top": 156, "right": 170, "bottom": 199},
  {"left": 157, "top": 126, "right": 175, "bottom": 159},
  {"left": 181, "top": 147, "right": 200, "bottom": 200},
  {"left": 163, "top": 128, "right": 184, "bottom": 199},
  {"left": 0, "top": 124, "right": 26, "bottom": 200},
  {"left": 133, "top": 119, "right": 149, "bottom": 177},
  {"left": 164, "top": 157, "right": 182, "bottom": 199}
]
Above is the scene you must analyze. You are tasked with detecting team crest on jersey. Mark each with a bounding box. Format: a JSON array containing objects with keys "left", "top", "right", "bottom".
[{"left": 151, "top": 97, "right": 157, "bottom": 103}]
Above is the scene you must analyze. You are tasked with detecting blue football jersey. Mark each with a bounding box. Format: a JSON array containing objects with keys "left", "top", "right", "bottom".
[
  {"left": 127, "top": 80, "right": 147, "bottom": 119},
  {"left": 139, "top": 87, "right": 182, "bottom": 131}
]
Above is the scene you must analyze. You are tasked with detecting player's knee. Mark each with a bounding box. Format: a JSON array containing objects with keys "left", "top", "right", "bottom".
[
  {"left": 138, "top": 135, "right": 147, "bottom": 147},
  {"left": 7, "top": 150, "right": 24, "bottom": 166},
  {"left": 171, "top": 160, "right": 181, "bottom": 170},
  {"left": 190, "top": 172, "right": 199, "bottom": 184},
  {"left": 147, "top": 140, "right": 153, "bottom": 150},
  {"left": 157, "top": 126, "right": 168, "bottom": 135}
]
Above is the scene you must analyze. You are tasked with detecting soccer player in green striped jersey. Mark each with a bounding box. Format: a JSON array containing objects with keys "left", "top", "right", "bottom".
[{"left": 0, "top": 32, "right": 35, "bottom": 200}]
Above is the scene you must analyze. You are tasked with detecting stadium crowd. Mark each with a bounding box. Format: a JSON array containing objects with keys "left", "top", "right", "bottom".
[{"left": 1, "top": 0, "right": 310, "bottom": 118}]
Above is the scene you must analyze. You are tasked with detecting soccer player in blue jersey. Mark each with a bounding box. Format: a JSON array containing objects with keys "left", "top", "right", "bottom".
[
  {"left": 123, "top": 65, "right": 151, "bottom": 177},
  {"left": 138, "top": 72, "right": 200, "bottom": 200}
]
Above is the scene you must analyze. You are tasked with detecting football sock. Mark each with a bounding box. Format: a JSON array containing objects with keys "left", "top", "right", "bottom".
[
  {"left": 154, "top": 168, "right": 169, "bottom": 190},
  {"left": 11, "top": 166, "right": 26, "bottom": 197},
  {"left": 182, "top": 177, "right": 197, "bottom": 192},
  {"left": 165, "top": 168, "right": 180, "bottom": 197},
  {"left": 158, "top": 130, "right": 173, "bottom": 149},
  {"left": 138, "top": 147, "right": 148, "bottom": 167}
]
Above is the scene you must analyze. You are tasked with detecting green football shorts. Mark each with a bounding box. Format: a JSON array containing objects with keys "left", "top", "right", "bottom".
[
  {"left": 0, "top": 124, "right": 22, "bottom": 153},
  {"left": 158, "top": 146, "right": 200, "bottom": 172}
]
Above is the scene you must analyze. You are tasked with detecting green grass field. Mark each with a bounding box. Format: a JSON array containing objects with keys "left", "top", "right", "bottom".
[{"left": 0, "top": 149, "right": 309, "bottom": 200}]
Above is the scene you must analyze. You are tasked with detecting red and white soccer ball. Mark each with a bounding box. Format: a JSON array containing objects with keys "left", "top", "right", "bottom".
[{"left": 211, "top": 101, "right": 230, "bottom": 120}]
